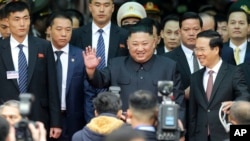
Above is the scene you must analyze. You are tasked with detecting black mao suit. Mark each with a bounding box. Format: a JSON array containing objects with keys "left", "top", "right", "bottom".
[{"left": 88, "top": 55, "right": 186, "bottom": 124}]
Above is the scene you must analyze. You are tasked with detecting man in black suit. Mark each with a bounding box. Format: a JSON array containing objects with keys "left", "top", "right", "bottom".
[
  {"left": 189, "top": 30, "right": 250, "bottom": 141},
  {"left": 225, "top": 9, "right": 250, "bottom": 65},
  {"left": 70, "top": 0, "right": 129, "bottom": 122},
  {"left": 83, "top": 23, "right": 186, "bottom": 127},
  {"left": 0, "top": 1, "right": 61, "bottom": 139}
]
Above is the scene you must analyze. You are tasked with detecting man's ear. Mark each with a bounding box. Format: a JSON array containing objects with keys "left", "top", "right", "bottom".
[{"left": 94, "top": 110, "right": 98, "bottom": 117}]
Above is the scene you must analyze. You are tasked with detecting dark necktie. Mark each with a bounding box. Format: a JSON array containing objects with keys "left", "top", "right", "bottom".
[
  {"left": 55, "top": 51, "right": 63, "bottom": 96},
  {"left": 206, "top": 70, "right": 214, "bottom": 100},
  {"left": 193, "top": 52, "right": 199, "bottom": 73},
  {"left": 96, "top": 29, "right": 105, "bottom": 69},
  {"left": 18, "top": 44, "right": 27, "bottom": 93}
]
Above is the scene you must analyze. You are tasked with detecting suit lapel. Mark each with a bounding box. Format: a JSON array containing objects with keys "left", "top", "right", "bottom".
[
  {"left": 65, "top": 46, "right": 75, "bottom": 95},
  {"left": 108, "top": 23, "right": 119, "bottom": 60},
  {"left": 197, "top": 68, "right": 208, "bottom": 105},
  {"left": 244, "top": 42, "right": 250, "bottom": 62},
  {"left": 176, "top": 47, "right": 192, "bottom": 75},
  {"left": 1, "top": 38, "right": 19, "bottom": 90},
  {"left": 208, "top": 62, "right": 227, "bottom": 105},
  {"left": 27, "top": 36, "right": 38, "bottom": 87}
]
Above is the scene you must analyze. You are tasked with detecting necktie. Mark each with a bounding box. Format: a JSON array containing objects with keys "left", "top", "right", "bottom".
[
  {"left": 206, "top": 70, "right": 214, "bottom": 101},
  {"left": 193, "top": 52, "right": 199, "bottom": 73},
  {"left": 18, "top": 44, "right": 27, "bottom": 93},
  {"left": 234, "top": 47, "right": 240, "bottom": 65},
  {"left": 55, "top": 51, "right": 63, "bottom": 96},
  {"left": 96, "top": 29, "right": 105, "bottom": 69}
]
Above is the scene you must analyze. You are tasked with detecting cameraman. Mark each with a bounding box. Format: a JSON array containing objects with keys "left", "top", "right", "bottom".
[
  {"left": 0, "top": 100, "right": 22, "bottom": 126},
  {"left": 0, "top": 115, "right": 46, "bottom": 141}
]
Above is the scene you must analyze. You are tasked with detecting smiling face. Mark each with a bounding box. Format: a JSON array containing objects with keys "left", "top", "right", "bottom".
[
  {"left": 227, "top": 11, "right": 248, "bottom": 41},
  {"left": 180, "top": 19, "right": 201, "bottom": 49},
  {"left": 127, "top": 32, "right": 156, "bottom": 63},
  {"left": 50, "top": 17, "right": 72, "bottom": 49},
  {"left": 89, "top": 0, "right": 114, "bottom": 28},
  {"left": 195, "top": 37, "right": 220, "bottom": 69}
]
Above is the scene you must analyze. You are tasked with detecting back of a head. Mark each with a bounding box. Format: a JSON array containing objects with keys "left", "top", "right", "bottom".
[
  {"left": 4, "top": 1, "right": 31, "bottom": 17},
  {"left": 179, "top": 12, "right": 203, "bottom": 28},
  {"left": 105, "top": 126, "right": 146, "bottom": 141},
  {"left": 93, "top": 92, "right": 122, "bottom": 115},
  {"left": 129, "top": 90, "right": 157, "bottom": 119},
  {"left": 65, "top": 9, "right": 84, "bottom": 27},
  {"left": 230, "top": 101, "right": 250, "bottom": 125},
  {"left": 0, "top": 116, "right": 9, "bottom": 141}
]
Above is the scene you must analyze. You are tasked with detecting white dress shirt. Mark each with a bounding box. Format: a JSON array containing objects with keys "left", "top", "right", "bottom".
[
  {"left": 92, "top": 22, "right": 111, "bottom": 66},
  {"left": 52, "top": 44, "right": 69, "bottom": 110}
]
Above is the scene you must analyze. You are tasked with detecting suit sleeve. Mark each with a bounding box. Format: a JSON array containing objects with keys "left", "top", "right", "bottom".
[
  {"left": 46, "top": 43, "right": 61, "bottom": 127},
  {"left": 172, "top": 62, "right": 186, "bottom": 127},
  {"left": 233, "top": 66, "right": 250, "bottom": 101}
]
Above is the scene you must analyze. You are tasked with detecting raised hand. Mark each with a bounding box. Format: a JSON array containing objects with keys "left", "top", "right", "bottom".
[{"left": 83, "top": 46, "right": 101, "bottom": 69}]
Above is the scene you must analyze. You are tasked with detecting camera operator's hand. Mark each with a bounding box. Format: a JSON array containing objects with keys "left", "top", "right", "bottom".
[
  {"left": 49, "top": 127, "right": 62, "bottom": 139},
  {"left": 28, "top": 121, "right": 46, "bottom": 141},
  {"left": 178, "top": 119, "right": 185, "bottom": 141}
]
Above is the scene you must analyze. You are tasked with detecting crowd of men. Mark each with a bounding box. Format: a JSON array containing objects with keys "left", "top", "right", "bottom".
[{"left": 0, "top": 0, "right": 250, "bottom": 141}]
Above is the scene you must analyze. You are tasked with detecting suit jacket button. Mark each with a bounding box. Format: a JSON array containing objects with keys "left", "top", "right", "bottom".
[
  {"left": 207, "top": 109, "right": 210, "bottom": 112},
  {"left": 140, "top": 76, "right": 143, "bottom": 79}
]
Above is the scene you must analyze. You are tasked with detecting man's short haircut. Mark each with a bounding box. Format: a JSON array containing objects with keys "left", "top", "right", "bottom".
[
  {"left": 129, "top": 90, "right": 157, "bottom": 112},
  {"left": 128, "top": 23, "right": 153, "bottom": 37},
  {"left": 2, "top": 100, "right": 19, "bottom": 109},
  {"left": 214, "top": 14, "right": 227, "bottom": 23},
  {"left": 230, "top": 101, "right": 250, "bottom": 125},
  {"left": 89, "top": 0, "right": 114, "bottom": 3},
  {"left": 137, "top": 17, "right": 161, "bottom": 36},
  {"left": 227, "top": 8, "right": 249, "bottom": 24},
  {"left": 4, "top": 1, "right": 31, "bottom": 17},
  {"left": 47, "top": 11, "right": 73, "bottom": 27},
  {"left": 105, "top": 125, "right": 145, "bottom": 141},
  {"left": 196, "top": 30, "right": 223, "bottom": 56},
  {"left": 179, "top": 12, "right": 203, "bottom": 28},
  {"left": 0, "top": 8, "right": 7, "bottom": 20},
  {"left": 0, "top": 116, "right": 9, "bottom": 141},
  {"left": 161, "top": 14, "right": 179, "bottom": 30},
  {"left": 93, "top": 92, "right": 122, "bottom": 115},
  {"left": 199, "top": 12, "right": 216, "bottom": 30}
]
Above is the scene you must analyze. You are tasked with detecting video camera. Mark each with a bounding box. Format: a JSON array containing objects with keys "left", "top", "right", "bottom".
[
  {"left": 15, "top": 93, "right": 35, "bottom": 141},
  {"left": 156, "top": 81, "right": 181, "bottom": 141}
]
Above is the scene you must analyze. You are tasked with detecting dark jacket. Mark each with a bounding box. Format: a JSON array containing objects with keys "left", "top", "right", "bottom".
[{"left": 72, "top": 113, "right": 124, "bottom": 141}]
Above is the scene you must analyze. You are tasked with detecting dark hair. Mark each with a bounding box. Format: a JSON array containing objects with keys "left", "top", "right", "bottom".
[
  {"left": 137, "top": 17, "right": 161, "bottom": 36},
  {"left": 93, "top": 92, "right": 122, "bottom": 115},
  {"left": 47, "top": 11, "right": 72, "bottom": 27},
  {"left": 105, "top": 126, "right": 145, "bottom": 141},
  {"left": 227, "top": 8, "right": 249, "bottom": 24},
  {"left": 127, "top": 23, "right": 153, "bottom": 37},
  {"left": 0, "top": 8, "right": 7, "bottom": 20},
  {"left": 0, "top": 116, "right": 9, "bottom": 141},
  {"left": 196, "top": 30, "right": 223, "bottom": 56},
  {"left": 129, "top": 90, "right": 157, "bottom": 111},
  {"left": 65, "top": 9, "right": 84, "bottom": 27},
  {"left": 179, "top": 12, "right": 203, "bottom": 28},
  {"left": 89, "top": 0, "right": 114, "bottom": 3},
  {"left": 4, "top": 1, "right": 31, "bottom": 17},
  {"left": 214, "top": 14, "right": 227, "bottom": 23},
  {"left": 161, "top": 14, "right": 179, "bottom": 30}
]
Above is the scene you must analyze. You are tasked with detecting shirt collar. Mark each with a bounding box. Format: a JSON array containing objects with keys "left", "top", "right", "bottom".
[
  {"left": 205, "top": 59, "right": 222, "bottom": 74},
  {"left": 229, "top": 40, "right": 247, "bottom": 52},
  {"left": 128, "top": 55, "right": 156, "bottom": 72},
  {"left": 181, "top": 43, "right": 194, "bottom": 58},
  {"left": 10, "top": 35, "right": 28, "bottom": 48},
  {"left": 52, "top": 43, "right": 69, "bottom": 54},
  {"left": 92, "top": 21, "right": 111, "bottom": 34}
]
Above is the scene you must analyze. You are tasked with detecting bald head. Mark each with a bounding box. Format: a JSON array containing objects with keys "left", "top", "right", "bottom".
[
  {"left": 229, "top": 101, "right": 250, "bottom": 125},
  {"left": 199, "top": 13, "right": 215, "bottom": 31}
]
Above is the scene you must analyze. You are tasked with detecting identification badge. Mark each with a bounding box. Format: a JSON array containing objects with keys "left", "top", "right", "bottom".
[{"left": 6, "top": 71, "right": 19, "bottom": 79}]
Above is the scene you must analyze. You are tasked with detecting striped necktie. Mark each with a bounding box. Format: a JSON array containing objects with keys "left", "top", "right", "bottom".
[
  {"left": 18, "top": 44, "right": 27, "bottom": 93},
  {"left": 96, "top": 29, "right": 105, "bottom": 69}
]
